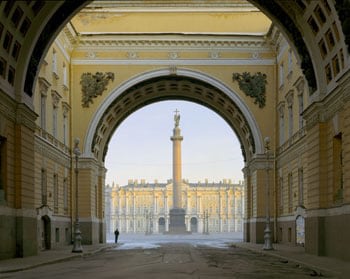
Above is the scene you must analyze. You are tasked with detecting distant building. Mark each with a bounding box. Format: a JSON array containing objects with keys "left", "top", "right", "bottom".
[{"left": 105, "top": 179, "right": 244, "bottom": 235}]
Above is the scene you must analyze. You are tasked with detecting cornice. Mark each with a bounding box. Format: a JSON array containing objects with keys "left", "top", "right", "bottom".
[
  {"left": 74, "top": 36, "right": 270, "bottom": 50},
  {"left": 72, "top": 58, "right": 275, "bottom": 66}
]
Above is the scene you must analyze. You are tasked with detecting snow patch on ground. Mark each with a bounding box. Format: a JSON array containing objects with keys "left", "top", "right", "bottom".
[{"left": 110, "top": 232, "right": 243, "bottom": 250}]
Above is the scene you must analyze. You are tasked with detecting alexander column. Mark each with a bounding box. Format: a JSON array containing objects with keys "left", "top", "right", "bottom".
[{"left": 168, "top": 109, "right": 187, "bottom": 233}]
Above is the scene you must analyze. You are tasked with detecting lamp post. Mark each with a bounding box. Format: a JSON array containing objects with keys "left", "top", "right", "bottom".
[
  {"left": 263, "top": 137, "right": 273, "bottom": 250},
  {"left": 72, "top": 138, "right": 83, "bottom": 253}
]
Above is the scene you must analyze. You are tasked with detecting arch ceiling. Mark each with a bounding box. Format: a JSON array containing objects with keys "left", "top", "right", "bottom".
[
  {"left": 88, "top": 70, "right": 260, "bottom": 163},
  {"left": 23, "top": 0, "right": 350, "bottom": 98}
]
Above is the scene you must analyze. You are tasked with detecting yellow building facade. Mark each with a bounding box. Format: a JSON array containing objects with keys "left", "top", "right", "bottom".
[
  {"left": 105, "top": 180, "right": 244, "bottom": 235},
  {"left": 0, "top": 1, "right": 350, "bottom": 262}
]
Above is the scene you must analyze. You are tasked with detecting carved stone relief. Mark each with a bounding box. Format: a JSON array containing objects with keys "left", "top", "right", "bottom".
[
  {"left": 81, "top": 72, "right": 115, "bottom": 107},
  {"left": 232, "top": 72, "right": 267, "bottom": 108}
]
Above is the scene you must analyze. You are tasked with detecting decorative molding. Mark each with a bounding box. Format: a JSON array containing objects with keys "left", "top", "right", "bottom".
[
  {"left": 62, "top": 101, "right": 70, "bottom": 117},
  {"left": 38, "top": 77, "right": 51, "bottom": 97},
  {"left": 277, "top": 101, "right": 285, "bottom": 117},
  {"left": 81, "top": 72, "right": 115, "bottom": 107},
  {"left": 232, "top": 72, "right": 267, "bottom": 108},
  {"left": 294, "top": 76, "right": 305, "bottom": 95},
  {"left": 127, "top": 52, "right": 138, "bottom": 59},
  {"left": 74, "top": 37, "right": 270, "bottom": 50},
  {"left": 72, "top": 58, "right": 275, "bottom": 66},
  {"left": 286, "top": 89, "right": 294, "bottom": 107},
  {"left": 51, "top": 90, "right": 62, "bottom": 108}
]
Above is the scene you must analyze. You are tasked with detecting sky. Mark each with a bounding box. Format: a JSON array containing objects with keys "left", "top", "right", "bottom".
[{"left": 105, "top": 100, "right": 244, "bottom": 186}]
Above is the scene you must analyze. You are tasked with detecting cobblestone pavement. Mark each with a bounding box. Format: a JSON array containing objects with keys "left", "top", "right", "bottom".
[{"left": 1, "top": 243, "right": 333, "bottom": 279}]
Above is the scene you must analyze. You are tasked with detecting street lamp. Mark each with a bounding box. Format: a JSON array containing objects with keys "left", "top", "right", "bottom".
[
  {"left": 263, "top": 137, "right": 273, "bottom": 250},
  {"left": 72, "top": 138, "right": 83, "bottom": 253}
]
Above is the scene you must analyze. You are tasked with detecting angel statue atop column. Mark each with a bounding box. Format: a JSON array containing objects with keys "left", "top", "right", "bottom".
[{"left": 174, "top": 109, "right": 180, "bottom": 127}]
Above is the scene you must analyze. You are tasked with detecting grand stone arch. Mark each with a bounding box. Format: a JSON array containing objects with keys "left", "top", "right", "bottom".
[
  {"left": 83, "top": 68, "right": 264, "bottom": 164},
  {"left": 1, "top": 0, "right": 350, "bottom": 262}
]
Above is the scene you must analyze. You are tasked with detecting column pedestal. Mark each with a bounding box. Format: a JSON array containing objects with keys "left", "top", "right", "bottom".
[{"left": 167, "top": 208, "right": 188, "bottom": 234}]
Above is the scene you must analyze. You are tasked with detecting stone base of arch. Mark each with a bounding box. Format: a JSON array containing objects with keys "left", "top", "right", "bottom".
[{"left": 75, "top": 157, "right": 106, "bottom": 245}]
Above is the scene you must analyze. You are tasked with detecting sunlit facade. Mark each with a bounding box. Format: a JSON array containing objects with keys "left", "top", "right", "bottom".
[{"left": 105, "top": 180, "right": 244, "bottom": 235}]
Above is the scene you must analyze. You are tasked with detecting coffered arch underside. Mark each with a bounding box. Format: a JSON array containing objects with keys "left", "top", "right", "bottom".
[{"left": 90, "top": 74, "right": 260, "bottom": 164}]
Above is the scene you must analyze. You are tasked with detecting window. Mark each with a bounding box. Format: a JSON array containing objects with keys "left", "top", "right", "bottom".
[
  {"left": 288, "top": 105, "right": 293, "bottom": 138},
  {"left": 278, "top": 105, "right": 285, "bottom": 145},
  {"left": 298, "top": 168, "right": 304, "bottom": 205},
  {"left": 41, "top": 169, "right": 47, "bottom": 205},
  {"left": 288, "top": 173, "right": 293, "bottom": 213},
  {"left": 63, "top": 177, "right": 68, "bottom": 213},
  {"left": 63, "top": 114, "right": 67, "bottom": 145},
  {"left": 298, "top": 94, "right": 304, "bottom": 129},
  {"left": 53, "top": 174, "right": 58, "bottom": 213},
  {"left": 52, "top": 106, "right": 58, "bottom": 138},
  {"left": 40, "top": 93, "right": 46, "bottom": 130},
  {"left": 279, "top": 177, "right": 283, "bottom": 213}
]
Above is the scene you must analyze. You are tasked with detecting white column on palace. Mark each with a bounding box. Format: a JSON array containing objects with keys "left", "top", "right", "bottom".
[{"left": 171, "top": 110, "right": 183, "bottom": 209}]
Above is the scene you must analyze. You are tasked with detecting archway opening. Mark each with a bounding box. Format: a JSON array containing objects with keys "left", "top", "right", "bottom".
[{"left": 104, "top": 100, "right": 245, "bottom": 243}]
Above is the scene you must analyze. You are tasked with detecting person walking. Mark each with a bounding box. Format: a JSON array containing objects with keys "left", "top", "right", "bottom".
[{"left": 114, "top": 229, "right": 119, "bottom": 243}]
